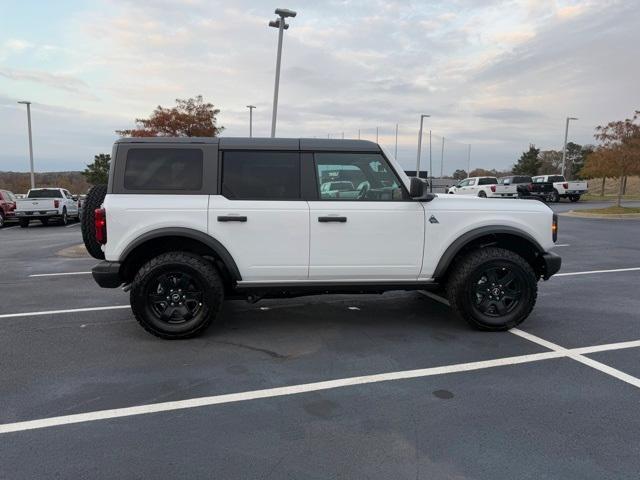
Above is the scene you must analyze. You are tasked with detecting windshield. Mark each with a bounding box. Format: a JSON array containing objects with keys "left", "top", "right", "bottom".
[{"left": 27, "top": 189, "right": 63, "bottom": 198}]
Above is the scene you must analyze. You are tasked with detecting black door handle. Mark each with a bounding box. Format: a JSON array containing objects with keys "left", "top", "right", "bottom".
[
  {"left": 318, "top": 216, "right": 347, "bottom": 223},
  {"left": 217, "top": 216, "right": 247, "bottom": 222}
]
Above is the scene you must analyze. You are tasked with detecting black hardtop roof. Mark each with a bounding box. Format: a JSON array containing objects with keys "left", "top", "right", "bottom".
[{"left": 115, "top": 137, "right": 380, "bottom": 152}]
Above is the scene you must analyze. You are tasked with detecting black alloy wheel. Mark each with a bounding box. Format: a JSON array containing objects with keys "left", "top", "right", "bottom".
[
  {"left": 147, "top": 271, "right": 204, "bottom": 324},
  {"left": 469, "top": 266, "right": 522, "bottom": 318}
]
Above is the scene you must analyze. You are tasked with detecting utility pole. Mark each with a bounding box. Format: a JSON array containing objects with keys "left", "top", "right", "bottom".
[
  {"left": 415, "top": 114, "right": 430, "bottom": 177},
  {"left": 246, "top": 105, "right": 256, "bottom": 137},
  {"left": 561, "top": 117, "right": 578, "bottom": 178},
  {"left": 18, "top": 101, "right": 35, "bottom": 189},
  {"left": 269, "top": 8, "right": 297, "bottom": 138}
]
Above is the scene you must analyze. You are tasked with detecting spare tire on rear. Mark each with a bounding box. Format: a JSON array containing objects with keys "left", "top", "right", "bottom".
[{"left": 81, "top": 184, "right": 107, "bottom": 260}]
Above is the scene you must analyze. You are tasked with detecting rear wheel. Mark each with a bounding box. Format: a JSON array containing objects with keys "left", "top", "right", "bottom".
[
  {"left": 19, "top": 218, "right": 29, "bottom": 228},
  {"left": 478, "top": 191, "right": 487, "bottom": 198},
  {"left": 446, "top": 247, "right": 537, "bottom": 331},
  {"left": 569, "top": 195, "right": 580, "bottom": 202},
  {"left": 59, "top": 208, "right": 68, "bottom": 226},
  {"left": 40, "top": 218, "right": 49, "bottom": 226},
  {"left": 81, "top": 184, "right": 107, "bottom": 259},
  {"left": 130, "top": 252, "right": 224, "bottom": 339}
]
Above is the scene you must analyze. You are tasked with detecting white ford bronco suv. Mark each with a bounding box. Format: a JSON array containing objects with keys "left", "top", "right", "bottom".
[{"left": 83, "top": 137, "right": 561, "bottom": 339}]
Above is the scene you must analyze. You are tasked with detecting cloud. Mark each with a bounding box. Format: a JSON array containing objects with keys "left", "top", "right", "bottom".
[{"left": 0, "top": 68, "right": 89, "bottom": 93}]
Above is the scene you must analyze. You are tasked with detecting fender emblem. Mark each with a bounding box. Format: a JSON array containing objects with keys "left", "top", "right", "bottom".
[{"left": 429, "top": 215, "right": 439, "bottom": 224}]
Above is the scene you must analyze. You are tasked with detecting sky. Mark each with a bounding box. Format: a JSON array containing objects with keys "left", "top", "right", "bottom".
[{"left": 0, "top": 0, "right": 639, "bottom": 174}]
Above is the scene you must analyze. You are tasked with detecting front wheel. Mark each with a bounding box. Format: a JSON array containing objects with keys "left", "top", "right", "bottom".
[
  {"left": 130, "top": 252, "right": 224, "bottom": 339},
  {"left": 446, "top": 247, "right": 537, "bottom": 331}
]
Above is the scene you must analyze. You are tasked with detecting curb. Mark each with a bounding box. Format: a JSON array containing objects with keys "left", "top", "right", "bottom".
[{"left": 561, "top": 211, "right": 640, "bottom": 220}]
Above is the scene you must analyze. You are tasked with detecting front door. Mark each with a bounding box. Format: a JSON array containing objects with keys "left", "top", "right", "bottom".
[
  {"left": 209, "top": 150, "right": 309, "bottom": 282},
  {"left": 308, "top": 152, "right": 425, "bottom": 280}
]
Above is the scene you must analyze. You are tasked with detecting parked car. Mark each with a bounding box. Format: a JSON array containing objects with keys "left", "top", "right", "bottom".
[
  {"left": 0, "top": 189, "right": 18, "bottom": 227},
  {"left": 85, "top": 137, "right": 561, "bottom": 339},
  {"left": 499, "top": 175, "right": 554, "bottom": 202},
  {"left": 532, "top": 175, "right": 588, "bottom": 202},
  {"left": 447, "top": 176, "right": 518, "bottom": 198},
  {"left": 14, "top": 188, "right": 80, "bottom": 227}
]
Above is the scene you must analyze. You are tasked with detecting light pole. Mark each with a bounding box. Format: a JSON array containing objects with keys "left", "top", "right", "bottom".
[
  {"left": 467, "top": 144, "right": 471, "bottom": 178},
  {"left": 429, "top": 130, "right": 432, "bottom": 192},
  {"left": 18, "top": 101, "right": 35, "bottom": 189},
  {"left": 246, "top": 105, "right": 256, "bottom": 137},
  {"left": 561, "top": 117, "right": 578, "bottom": 178},
  {"left": 415, "top": 114, "right": 430, "bottom": 177},
  {"left": 269, "top": 8, "right": 297, "bottom": 138},
  {"left": 376, "top": 126, "right": 379, "bottom": 143},
  {"left": 394, "top": 123, "right": 398, "bottom": 160},
  {"left": 440, "top": 136, "right": 445, "bottom": 177}
]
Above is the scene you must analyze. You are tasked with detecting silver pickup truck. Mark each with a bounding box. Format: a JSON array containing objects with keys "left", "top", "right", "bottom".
[{"left": 14, "top": 188, "right": 80, "bottom": 227}]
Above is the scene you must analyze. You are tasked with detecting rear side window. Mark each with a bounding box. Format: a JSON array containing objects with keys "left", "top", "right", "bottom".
[
  {"left": 478, "top": 177, "right": 498, "bottom": 185},
  {"left": 221, "top": 151, "right": 300, "bottom": 200},
  {"left": 124, "top": 148, "right": 203, "bottom": 191}
]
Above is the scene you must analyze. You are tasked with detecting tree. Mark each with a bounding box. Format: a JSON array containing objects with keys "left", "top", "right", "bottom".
[
  {"left": 117, "top": 95, "right": 224, "bottom": 137},
  {"left": 512, "top": 145, "right": 541, "bottom": 176},
  {"left": 580, "top": 110, "right": 640, "bottom": 206},
  {"left": 570, "top": 144, "right": 594, "bottom": 179},
  {"left": 538, "top": 150, "right": 562, "bottom": 175},
  {"left": 83, "top": 154, "right": 111, "bottom": 185},
  {"left": 452, "top": 169, "right": 467, "bottom": 180}
]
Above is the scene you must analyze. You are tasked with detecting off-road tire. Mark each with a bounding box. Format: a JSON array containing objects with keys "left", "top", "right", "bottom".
[
  {"left": 81, "top": 184, "right": 107, "bottom": 259},
  {"left": 19, "top": 218, "right": 29, "bottom": 228},
  {"left": 130, "top": 252, "right": 224, "bottom": 339},
  {"left": 446, "top": 247, "right": 537, "bottom": 331},
  {"left": 551, "top": 189, "right": 560, "bottom": 203}
]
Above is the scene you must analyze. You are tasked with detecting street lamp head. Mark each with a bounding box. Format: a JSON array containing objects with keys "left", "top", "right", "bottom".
[
  {"left": 568, "top": 117, "right": 578, "bottom": 120},
  {"left": 421, "top": 114, "right": 430, "bottom": 119},
  {"left": 247, "top": 105, "right": 256, "bottom": 109},
  {"left": 269, "top": 19, "right": 289, "bottom": 29},
  {"left": 275, "top": 8, "right": 297, "bottom": 18},
  {"left": 18, "top": 100, "right": 31, "bottom": 105}
]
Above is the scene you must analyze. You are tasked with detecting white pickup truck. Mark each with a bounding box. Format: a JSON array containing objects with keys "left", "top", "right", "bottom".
[
  {"left": 447, "top": 177, "right": 518, "bottom": 198},
  {"left": 532, "top": 175, "right": 588, "bottom": 203},
  {"left": 14, "top": 188, "right": 80, "bottom": 227}
]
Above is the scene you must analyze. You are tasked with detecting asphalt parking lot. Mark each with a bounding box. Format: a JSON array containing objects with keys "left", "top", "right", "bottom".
[{"left": 1, "top": 201, "right": 639, "bottom": 479}]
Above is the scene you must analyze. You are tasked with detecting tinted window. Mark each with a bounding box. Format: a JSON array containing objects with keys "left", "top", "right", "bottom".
[
  {"left": 124, "top": 148, "right": 203, "bottom": 191},
  {"left": 514, "top": 176, "right": 532, "bottom": 184},
  {"left": 548, "top": 175, "right": 565, "bottom": 183},
  {"left": 28, "top": 189, "right": 62, "bottom": 198},
  {"left": 222, "top": 151, "right": 300, "bottom": 200},
  {"left": 315, "top": 153, "right": 406, "bottom": 201},
  {"left": 478, "top": 177, "right": 498, "bottom": 185}
]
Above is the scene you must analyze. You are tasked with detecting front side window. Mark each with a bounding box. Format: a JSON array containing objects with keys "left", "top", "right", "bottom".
[
  {"left": 221, "top": 151, "right": 300, "bottom": 200},
  {"left": 458, "top": 179, "right": 469, "bottom": 187},
  {"left": 124, "top": 148, "right": 203, "bottom": 191},
  {"left": 315, "top": 153, "right": 406, "bottom": 201},
  {"left": 467, "top": 179, "right": 477, "bottom": 186}
]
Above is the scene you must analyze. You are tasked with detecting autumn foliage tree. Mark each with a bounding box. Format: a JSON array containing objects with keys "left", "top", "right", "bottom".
[
  {"left": 581, "top": 110, "right": 640, "bottom": 206},
  {"left": 117, "top": 96, "right": 224, "bottom": 137}
]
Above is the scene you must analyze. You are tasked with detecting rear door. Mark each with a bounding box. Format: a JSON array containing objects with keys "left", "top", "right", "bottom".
[
  {"left": 209, "top": 150, "right": 309, "bottom": 281},
  {"left": 307, "top": 151, "right": 424, "bottom": 280}
]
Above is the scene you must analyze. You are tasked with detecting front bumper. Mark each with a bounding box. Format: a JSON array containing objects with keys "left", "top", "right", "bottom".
[
  {"left": 541, "top": 252, "right": 562, "bottom": 280},
  {"left": 92, "top": 261, "right": 123, "bottom": 288}
]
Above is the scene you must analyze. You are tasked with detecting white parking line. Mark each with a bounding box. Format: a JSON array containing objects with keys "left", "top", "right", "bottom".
[
  {"left": 29, "top": 271, "right": 92, "bottom": 278},
  {"left": 65, "top": 222, "right": 80, "bottom": 228},
  {"left": 0, "top": 350, "right": 566, "bottom": 434},
  {"left": 555, "top": 267, "right": 640, "bottom": 277},
  {"left": 554, "top": 244, "right": 570, "bottom": 247},
  {"left": 510, "top": 329, "right": 640, "bottom": 389},
  {"left": 0, "top": 305, "right": 130, "bottom": 319}
]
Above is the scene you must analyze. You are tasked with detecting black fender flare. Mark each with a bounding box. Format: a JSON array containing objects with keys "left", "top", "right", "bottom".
[
  {"left": 432, "top": 226, "right": 544, "bottom": 279},
  {"left": 119, "top": 227, "right": 242, "bottom": 281}
]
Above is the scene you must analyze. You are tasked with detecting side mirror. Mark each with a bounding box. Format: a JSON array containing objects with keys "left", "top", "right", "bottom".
[{"left": 409, "top": 177, "right": 424, "bottom": 198}]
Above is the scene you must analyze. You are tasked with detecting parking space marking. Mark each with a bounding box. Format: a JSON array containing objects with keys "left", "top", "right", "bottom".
[
  {"left": 66, "top": 222, "right": 81, "bottom": 228},
  {"left": 0, "top": 305, "right": 130, "bottom": 319},
  {"left": 511, "top": 329, "right": 640, "bottom": 389},
  {"left": 554, "top": 244, "right": 571, "bottom": 247},
  {"left": 1, "top": 226, "right": 19, "bottom": 231},
  {"left": 29, "top": 271, "right": 92, "bottom": 278},
  {"left": 0, "top": 350, "right": 566, "bottom": 434},
  {"left": 555, "top": 267, "right": 640, "bottom": 277}
]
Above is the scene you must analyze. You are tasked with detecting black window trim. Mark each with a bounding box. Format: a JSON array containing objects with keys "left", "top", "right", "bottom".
[
  {"left": 308, "top": 150, "right": 411, "bottom": 202},
  {"left": 218, "top": 149, "right": 303, "bottom": 201}
]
